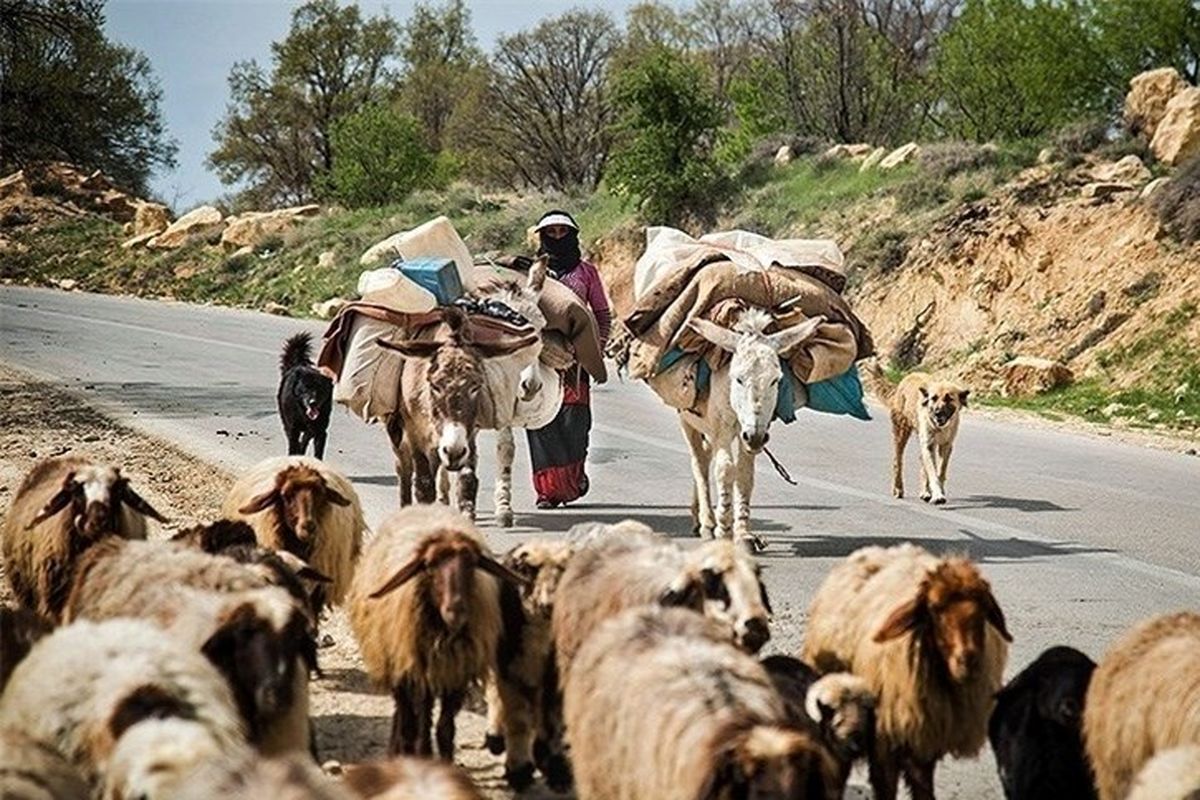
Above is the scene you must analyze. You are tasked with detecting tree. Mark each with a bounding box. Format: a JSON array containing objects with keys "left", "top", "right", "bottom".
[
  {"left": 480, "top": 10, "right": 619, "bottom": 191},
  {"left": 607, "top": 47, "right": 726, "bottom": 222},
  {"left": 318, "top": 104, "right": 435, "bottom": 208},
  {"left": 0, "top": 0, "right": 176, "bottom": 195},
  {"left": 933, "top": 0, "right": 1105, "bottom": 140},
  {"left": 208, "top": 0, "right": 399, "bottom": 207},
  {"left": 1090, "top": 0, "right": 1200, "bottom": 89}
]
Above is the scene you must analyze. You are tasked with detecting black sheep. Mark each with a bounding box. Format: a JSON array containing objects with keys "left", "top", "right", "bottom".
[
  {"left": 277, "top": 332, "right": 333, "bottom": 458},
  {"left": 989, "top": 645, "right": 1098, "bottom": 800}
]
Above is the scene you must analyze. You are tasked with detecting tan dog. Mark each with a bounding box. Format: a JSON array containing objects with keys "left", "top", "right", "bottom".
[{"left": 865, "top": 361, "right": 969, "bottom": 504}]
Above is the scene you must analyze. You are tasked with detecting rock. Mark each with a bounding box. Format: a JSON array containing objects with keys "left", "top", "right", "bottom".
[
  {"left": 1037, "top": 147, "right": 1057, "bottom": 165},
  {"left": 1150, "top": 87, "right": 1200, "bottom": 165},
  {"left": 1091, "top": 155, "right": 1152, "bottom": 184},
  {"left": 220, "top": 204, "right": 320, "bottom": 250},
  {"left": 263, "top": 302, "right": 291, "bottom": 316},
  {"left": 231, "top": 245, "right": 254, "bottom": 259},
  {"left": 150, "top": 205, "right": 225, "bottom": 250},
  {"left": 1124, "top": 68, "right": 1189, "bottom": 137},
  {"left": 311, "top": 297, "right": 348, "bottom": 319},
  {"left": 1103, "top": 402, "right": 1126, "bottom": 417},
  {"left": 120, "top": 231, "right": 158, "bottom": 250},
  {"left": 317, "top": 250, "right": 336, "bottom": 269},
  {"left": 879, "top": 142, "right": 921, "bottom": 170},
  {"left": 823, "top": 143, "right": 874, "bottom": 160},
  {"left": 55, "top": 278, "right": 78, "bottom": 291},
  {"left": 132, "top": 201, "right": 171, "bottom": 236},
  {"left": 1081, "top": 181, "right": 1135, "bottom": 199},
  {"left": 0, "top": 170, "right": 31, "bottom": 200},
  {"left": 774, "top": 145, "right": 793, "bottom": 166},
  {"left": 1002, "top": 356, "right": 1074, "bottom": 396},
  {"left": 1141, "top": 177, "right": 1170, "bottom": 199},
  {"left": 859, "top": 146, "right": 887, "bottom": 172}
]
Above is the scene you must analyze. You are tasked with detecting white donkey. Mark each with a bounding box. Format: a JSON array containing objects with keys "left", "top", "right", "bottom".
[{"left": 679, "top": 308, "right": 824, "bottom": 548}]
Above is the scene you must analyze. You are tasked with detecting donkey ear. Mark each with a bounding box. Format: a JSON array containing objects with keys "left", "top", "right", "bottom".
[
  {"left": 528, "top": 255, "right": 549, "bottom": 292},
  {"left": 238, "top": 488, "right": 279, "bottom": 515},
  {"left": 766, "top": 315, "right": 825, "bottom": 355},
  {"left": 378, "top": 338, "right": 441, "bottom": 359},
  {"left": 369, "top": 554, "right": 426, "bottom": 599},
  {"left": 477, "top": 554, "right": 532, "bottom": 588},
  {"left": 474, "top": 337, "right": 539, "bottom": 359},
  {"left": 689, "top": 319, "right": 742, "bottom": 353},
  {"left": 874, "top": 592, "right": 924, "bottom": 642}
]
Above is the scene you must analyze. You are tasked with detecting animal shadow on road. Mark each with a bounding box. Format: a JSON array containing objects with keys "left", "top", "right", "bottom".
[
  {"left": 948, "top": 494, "right": 1078, "bottom": 513},
  {"left": 510, "top": 504, "right": 819, "bottom": 538},
  {"left": 775, "top": 531, "right": 1115, "bottom": 563}
]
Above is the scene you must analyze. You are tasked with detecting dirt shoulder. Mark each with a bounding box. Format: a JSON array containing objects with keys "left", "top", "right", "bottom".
[{"left": 0, "top": 364, "right": 531, "bottom": 799}]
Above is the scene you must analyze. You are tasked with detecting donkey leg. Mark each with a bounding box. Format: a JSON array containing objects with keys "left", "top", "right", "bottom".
[
  {"left": 436, "top": 464, "right": 452, "bottom": 506},
  {"left": 680, "top": 418, "right": 714, "bottom": 538},
  {"left": 732, "top": 445, "right": 757, "bottom": 546},
  {"left": 413, "top": 450, "right": 438, "bottom": 505},
  {"left": 387, "top": 414, "right": 413, "bottom": 506},
  {"left": 712, "top": 443, "right": 736, "bottom": 539},
  {"left": 494, "top": 426, "right": 516, "bottom": 528}
]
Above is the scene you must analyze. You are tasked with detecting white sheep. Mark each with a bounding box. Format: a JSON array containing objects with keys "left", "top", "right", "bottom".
[
  {"left": 0, "top": 729, "right": 89, "bottom": 800},
  {"left": 564, "top": 606, "right": 840, "bottom": 800},
  {"left": 0, "top": 618, "right": 244, "bottom": 786},
  {"left": 101, "top": 717, "right": 251, "bottom": 800},
  {"left": 347, "top": 505, "right": 525, "bottom": 759},
  {"left": 222, "top": 455, "right": 366, "bottom": 609},
  {"left": 1125, "top": 745, "right": 1200, "bottom": 800},
  {"left": 1, "top": 455, "right": 165, "bottom": 620},
  {"left": 335, "top": 757, "right": 485, "bottom": 799},
  {"left": 801, "top": 543, "right": 1011, "bottom": 800}
]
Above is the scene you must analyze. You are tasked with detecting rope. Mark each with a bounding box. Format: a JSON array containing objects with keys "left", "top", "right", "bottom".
[{"left": 762, "top": 446, "right": 798, "bottom": 485}]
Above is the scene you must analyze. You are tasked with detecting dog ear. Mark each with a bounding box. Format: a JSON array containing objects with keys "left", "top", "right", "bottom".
[
  {"left": 959, "top": 389, "right": 970, "bottom": 407},
  {"left": 918, "top": 386, "right": 930, "bottom": 404}
]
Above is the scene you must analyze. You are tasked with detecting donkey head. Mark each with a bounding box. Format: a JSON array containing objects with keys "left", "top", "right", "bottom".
[{"left": 690, "top": 309, "right": 825, "bottom": 453}]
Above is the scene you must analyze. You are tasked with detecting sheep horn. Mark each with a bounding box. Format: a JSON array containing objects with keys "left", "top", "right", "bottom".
[
  {"left": 118, "top": 482, "right": 169, "bottom": 523},
  {"left": 477, "top": 555, "right": 531, "bottom": 588}
]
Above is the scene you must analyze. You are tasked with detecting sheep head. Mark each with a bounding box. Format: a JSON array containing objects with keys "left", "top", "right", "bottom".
[
  {"left": 873, "top": 556, "right": 1011, "bottom": 683},
  {"left": 29, "top": 463, "right": 167, "bottom": 537},
  {"left": 804, "top": 673, "right": 876, "bottom": 761},
  {"left": 237, "top": 465, "right": 350, "bottom": 555},
  {"left": 369, "top": 530, "right": 528, "bottom": 632},
  {"left": 664, "top": 540, "right": 772, "bottom": 654},
  {"left": 704, "top": 724, "right": 840, "bottom": 800},
  {"left": 503, "top": 539, "right": 574, "bottom": 618}
]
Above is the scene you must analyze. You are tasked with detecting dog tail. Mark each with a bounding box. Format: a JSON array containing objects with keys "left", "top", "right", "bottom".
[
  {"left": 280, "top": 332, "right": 314, "bottom": 374},
  {"left": 861, "top": 359, "right": 896, "bottom": 403}
]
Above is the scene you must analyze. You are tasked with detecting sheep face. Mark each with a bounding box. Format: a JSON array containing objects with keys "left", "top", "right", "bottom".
[
  {"left": 237, "top": 465, "right": 350, "bottom": 555},
  {"left": 29, "top": 464, "right": 166, "bottom": 538},
  {"left": 709, "top": 726, "right": 839, "bottom": 800},
  {"left": 504, "top": 540, "right": 573, "bottom": 619},
  {"left": 1028, "top": 648, "right": 1094, "bottom": 726},
  {"left": 369, "top": 531, "right": 527, "bottom": 631},
  {"left": 874, "top": 559, "right": 1011, "bottom": 683},
  {"left": 676, "top": 541, "right": 772, "bottom": 654}
]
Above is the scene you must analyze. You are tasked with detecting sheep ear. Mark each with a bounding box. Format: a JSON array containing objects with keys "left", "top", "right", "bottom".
[
  {"left": 298, "top": 565, "right": 334, "bottom": 584},
  {"left": 238, "top": 488, "right": 279, "bottom": 515},
  {"left": 874, "top": 594, "right": 923, "bottom": 642},
  {"left": 117, "top": 481, "right": 169, "bottom": 523},
  {"left": 982, "top": 590, "right": 1013, "bottom": 642},
  {"left": 528, "top": 255, "right": 548, "bottom": 292},
  {"left": 477, "top": 555, "right": 531, "bottom": 588},
  {"left": 28, "top": 486, "right": 75, "bottom": 529},
  {"left": 322, "top": 484, "right": 352, "bottom": 507},
  {"left": 758, "top": 575, "right": 774, "bottom": 616},
  {"left": 689, "top": 319, "right": 742, "bottom": 354},
  {"left": 660, "top": 574, "right": 702, "bottom": 607},
  {"left": 378, "top": 338, "right": 440, "bottom": 359},
  {"left": 369, "top": 555, "right": 425, "bottom": 599}
]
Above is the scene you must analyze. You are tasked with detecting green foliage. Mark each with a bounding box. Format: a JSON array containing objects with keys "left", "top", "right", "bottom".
[
  {"left": 319, "top": 105, "right": 436, "bottom": 209},
  {"left": 0, "top": 0, "right": 176, "bottom": 195},
  {"left": 607, "top": 47, "right": 726, "bottom": 222},
  {"left": 934, "top": 0, "right": 1107, "bottom": 141},
  {"left": 1090, "top": 0, "right": 1200, "bottom": 89}
]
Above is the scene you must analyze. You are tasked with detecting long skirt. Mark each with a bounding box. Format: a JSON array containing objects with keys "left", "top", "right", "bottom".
[{"left": 527, "top": 372, "right": 591, "bottom": 505}]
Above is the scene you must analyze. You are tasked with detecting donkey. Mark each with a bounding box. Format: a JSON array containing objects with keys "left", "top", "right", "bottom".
[
  {"left": 681, "top": 308, "right": 825, "bottom": 548},
  {"left": 381, "top": 306, "right": 536, "bottom": 520}
]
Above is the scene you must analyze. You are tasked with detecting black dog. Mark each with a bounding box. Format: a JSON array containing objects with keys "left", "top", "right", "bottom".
[{"left": 277, "top": 332, "right": 333, "bottom": 458}]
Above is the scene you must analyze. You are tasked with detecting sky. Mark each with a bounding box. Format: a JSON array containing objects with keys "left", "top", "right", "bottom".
[{"left": 104, "top": 0, "right": 654, "bottom": 209}]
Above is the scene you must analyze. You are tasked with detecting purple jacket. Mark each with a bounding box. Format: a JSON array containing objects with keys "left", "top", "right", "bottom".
[{"left": 557, "top": 259, "right": 612, "bottom": 346}]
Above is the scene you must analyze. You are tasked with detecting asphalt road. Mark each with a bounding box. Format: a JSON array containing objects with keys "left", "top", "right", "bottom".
[{"left": 3, "top": 285, "right": 1198, "bottom": 798}]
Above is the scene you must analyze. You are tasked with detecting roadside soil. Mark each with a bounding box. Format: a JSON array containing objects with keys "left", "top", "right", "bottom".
[{"left": 0, "top": 363, "right": 543, "bottom": 799}]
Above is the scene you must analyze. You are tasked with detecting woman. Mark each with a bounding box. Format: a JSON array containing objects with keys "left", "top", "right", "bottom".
[{"left": 527, "top": 210, "right": 611, "bottom": 509}]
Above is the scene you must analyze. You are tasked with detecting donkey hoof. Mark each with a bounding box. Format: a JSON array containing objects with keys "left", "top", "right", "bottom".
[
  {"left": 505, "top": 762, "right": 535, "bottom": 791},
  {"left": 496, "top": 510, "right": 514, "bottom": 528},
  {"left": 932, "top": 495, "right": 947, "bottom": 506},
  {"left": 485, "top": 733, "right": 506, "bottom": 755}
]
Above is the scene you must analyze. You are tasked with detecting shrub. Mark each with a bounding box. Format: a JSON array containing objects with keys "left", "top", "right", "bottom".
[
  {"left": 895, "top": 176, "right": 951, "bottom": 209},
  {"left": 1052, "top": 117, "right": 1110, "bottom": 155},
  {"left": 320, "top": 104, "right": 437, "bottom": 208},
  {"left": 1153, "top": 155, "right": 1200, "bottom": 244},
  {"left": 918, "top": 141, "right": 1001, "bottom": 179}
]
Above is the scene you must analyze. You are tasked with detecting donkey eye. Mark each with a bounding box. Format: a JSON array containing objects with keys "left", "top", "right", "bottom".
[{"left": 736, "top": 376, "right": 746, "bottom": 386}]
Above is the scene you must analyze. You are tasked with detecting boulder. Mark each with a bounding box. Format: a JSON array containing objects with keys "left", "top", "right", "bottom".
[
  {"left": 1003, "top": 357, "right": 1073, "bottom": 396},
  {"left": 120, "top": 231, "right": 159, "bottom": 250},
  {"left": 220, "top": 204, "right": 319, "bottom": 250},
  {"left": 1090, "top": 155, "right": 1152, "bottom": 185},
  {"left": 1124, "top": 68, "right": 1189, "bottom": 137},
  {"left": 311, "top": 297, "right": 349, "bottom": 319},
  {"left": 54, "top": 278, "right": 79, "bottom": 291},
  {"left": 0, "top": 170, "right": 31, "bottom": 200},
  {"left": 317, "top": 250, "right": 337, "bottom": 269},
  {"left": 879, "top": 142, "right": 921, "bottom": 170},
  {"left": 823, "top": 143, "right": 874, "bottom": 160},
  {"left": 774, "top": 145, "right": 794, "bottom": 166},
  {"left": 1150, "top": 86, "right": 1200, "bottom": 165},
  {"left": 132, "top": 202, "right": 171, "bottom": 236},
  {"left": 1141, "top": 177, "right": 1170, "bottom": 199},
  {"left": 858, "top": 146, "right": 887, "bottom": 172},
  {"left": 150, "top": 205, "right": 225, "bottom": 249},
  {"left": 263, "top": 302, "right": 291, "bottom": 316},
  {"left": 1081, "top": 182, "right": 1136, "bottom": 199}
]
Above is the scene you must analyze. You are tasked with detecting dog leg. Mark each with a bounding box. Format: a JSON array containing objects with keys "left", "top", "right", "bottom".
[
  {"left": 937, "top": 442, "right": 953, "bottom": 499},
  {"left": 313, "top": 430, "right": 327, "bottom": 460},
  {"left": 287, "top": 429, "right": 304, "bottom": 456},
  {"left": 892, "top": 421, "right": 911, "bottom": 499},
  {"left": 919, "top": 436, "right": 945, "bottom": 505}
]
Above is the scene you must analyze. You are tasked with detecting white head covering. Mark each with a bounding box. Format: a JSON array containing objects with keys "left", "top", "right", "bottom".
[{"left": 534, "top": 211, "right": 579, "bottom": 232}]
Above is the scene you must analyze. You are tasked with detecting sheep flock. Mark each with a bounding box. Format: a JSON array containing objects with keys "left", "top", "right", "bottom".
[{"left": 1, "top": 452, "right": 1197, "bottom": 800}]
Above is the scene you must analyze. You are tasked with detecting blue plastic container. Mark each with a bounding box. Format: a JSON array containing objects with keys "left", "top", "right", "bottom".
[{"left": 392, "top": 257, "right": 463, "bottom": 305}]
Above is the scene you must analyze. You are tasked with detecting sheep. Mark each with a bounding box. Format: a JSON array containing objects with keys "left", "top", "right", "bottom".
[
  {"left": 0, "top": 618, "right": 244, "bottom": 786},
  {"left": 1, "top": 455, "right": 166, "bottom": 620},
  {"left": 0, "top": 604, "right": 52, "bottom": 692},
  {"left": 801, "top": 543, "right": 1011, "bottom": 800},
  {"left": 484, "top": 538, "right": 576, "bottom": 790},
  {"left": 347, "top": 504, "right": 526, "bottom": 759},
  {"left": 564, "top": 606, "right": 841, "bottom": 800},
  {"left": 101, "top": 717, "right": 251, "bottom": 800},
  {"left": 172, "top": 752, "right": 352, "bottom": 800},
  {"left": 0, "top": 729, "right": 89, "bottom": 800},
  {"left": 988, "top": 645, "right": 1097, "bottom": 800},
  {"left": 64, "top": 537, "right": 318, "bottom": 756},
  {"left": 552, "top": 522, "right": 773, "bottom": 686},
  {"left": 1083, "top": 610, "right": 1200, "bottom": 800},
  {"left": 334, "top": 757, "right": 485, "bottom": 800},
  {"left": 761, "top": 655, "right": 876, "bottom": 790},
  {"left": 1125, "top": 745, "right": 1200, "bottom": 800},
  {"left": 222, "top": 455, "right": 366, "bottom": 610}
]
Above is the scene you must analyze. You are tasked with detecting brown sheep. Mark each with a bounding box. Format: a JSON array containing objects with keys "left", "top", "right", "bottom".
[
  {"left": 485, "top": 538, "right": 576, "bottom": 791},
  {"left": 565, "top": 606, "right": 841, "bottom": 800},
  {"left": 801, "top": 543, "right": 1011, "bottom": 800},
  {"left": 0, "top": 729, "right": 90, "bottom": 800},
  {"left": 347, "top": 505, "right": 526, "bottom": 758},
  {"left": 335, "top": 757, "right": 484, "bottom": 800},
  {"left": 1083, "top": 611, "right": 1200, "bottom": 800},
  {"left": 222, "top": 456, "right": 365, "bottom": 610},
  {"left": 0, "top": 604, "right": 52, "bottom": 692},
  {"left": 1, "top": 455, "right": 165, "bottom": 619}
]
